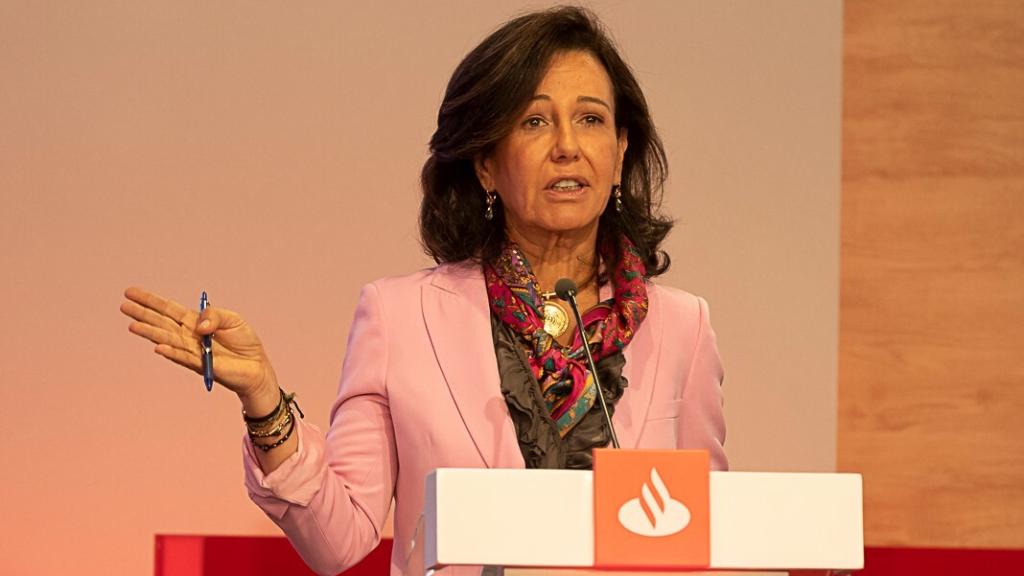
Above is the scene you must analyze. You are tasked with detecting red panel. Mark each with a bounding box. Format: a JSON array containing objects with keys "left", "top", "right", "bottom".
[
  {"left": 155, "top": 536, "right": 204, "bottom": 576},
  {"left": 154, "top": 535, "right": 393, "bottom": 576},
  {"left": 861, "top": 547, "right": 1024, "bottom": 576},
  {"left": 154, "top": 538, "right": 1023, "bottom": 575}
]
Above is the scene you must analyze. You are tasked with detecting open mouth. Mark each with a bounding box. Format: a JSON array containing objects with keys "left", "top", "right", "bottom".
[{"left": 547, "top": 178, "right": 589, "bottom": 193}]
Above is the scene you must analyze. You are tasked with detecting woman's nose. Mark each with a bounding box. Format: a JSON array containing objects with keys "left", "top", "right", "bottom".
[{"left": 551, "top": 123, "right": 581, "bottom": 162}]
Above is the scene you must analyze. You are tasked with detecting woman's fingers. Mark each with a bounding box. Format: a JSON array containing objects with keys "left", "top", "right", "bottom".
[
  {"left": 122, "top": 289, "right": 255, "bottom": 357},
  {"left": 124, "top": 287, "right": 198, "bottom": 330},
  {"left": 128, "top": 320, "right": 202, "bottom": 356},
  {"left": 122, "top": 287, "right": 205, "bottom": 359},
  {"left": 154, "top": 343, "right": 202, "bottom": 373},
  {"left": 120, "top": 299, "right": 183, "bottom": 334}
]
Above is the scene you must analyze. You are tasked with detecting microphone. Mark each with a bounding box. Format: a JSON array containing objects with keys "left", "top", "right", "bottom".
[{"left": 555, "top": 278, "right": 621, "bottom": 449}]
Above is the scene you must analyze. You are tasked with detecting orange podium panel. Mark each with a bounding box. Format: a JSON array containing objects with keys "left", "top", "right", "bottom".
[{"left": 593, "top": 449, "right": 710, "bottom": 570}]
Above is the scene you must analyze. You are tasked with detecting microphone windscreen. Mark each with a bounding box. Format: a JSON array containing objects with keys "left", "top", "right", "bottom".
[{"left": 554, "top": 278, "right": 577, "bottom": 301}]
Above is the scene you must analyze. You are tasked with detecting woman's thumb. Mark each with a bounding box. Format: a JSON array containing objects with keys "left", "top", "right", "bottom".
[{"left": 196, "top": 307, "right": 229, "bottom": 335}]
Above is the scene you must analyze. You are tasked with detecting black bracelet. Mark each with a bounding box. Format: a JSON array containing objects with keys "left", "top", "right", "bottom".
[
  {"left": 247, "top": 409, "right": 292, "bottom": 439},
  {"left": 253, "top": 415, "right": 297, "bottom": 453},
  {"left": 243, "top": 389, "right": 286, "bottom": 424}
]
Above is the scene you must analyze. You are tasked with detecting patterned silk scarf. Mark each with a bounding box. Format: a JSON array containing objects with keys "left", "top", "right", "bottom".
[{"left": 484, "top": 237, "right": 649, "bottom": 437}]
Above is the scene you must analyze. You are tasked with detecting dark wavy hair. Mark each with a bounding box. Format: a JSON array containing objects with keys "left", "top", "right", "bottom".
[{"left": 419, "top": 5, "right": 673, "bottom": 278}]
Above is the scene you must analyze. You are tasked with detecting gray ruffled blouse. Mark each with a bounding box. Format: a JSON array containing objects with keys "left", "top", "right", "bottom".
[{"left": 490, "top": 315, "right": 626, "bottom": 470}]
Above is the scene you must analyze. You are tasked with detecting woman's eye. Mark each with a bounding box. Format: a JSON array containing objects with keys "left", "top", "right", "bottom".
[
  {"left": 581, "top": 114, "right": 604, "bottom": 125},
  {"left": 523, "top": 116, "right": 546, "bottom": 128}
]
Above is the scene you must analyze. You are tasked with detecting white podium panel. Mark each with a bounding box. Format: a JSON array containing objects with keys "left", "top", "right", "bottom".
[
  {"left": 424, "top": 468, "right": 863, "bottom": 572},
  {"left": 425, "top": 469, "right": 593, "bottom": 569},
  {"left": 710, "top": 472, "right": 864, "bottom": 569}
]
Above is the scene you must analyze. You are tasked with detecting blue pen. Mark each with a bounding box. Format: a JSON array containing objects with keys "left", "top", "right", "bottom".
[{"left": 199, "top": 291, "right": 214, "bottom": 391}]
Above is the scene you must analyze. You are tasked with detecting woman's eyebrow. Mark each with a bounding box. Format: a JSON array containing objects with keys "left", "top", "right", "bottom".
[
  {"left": 577, "top": 96, "right": 611, "bottom": 111},
  {"left": 530, "top": 94, "right": 612, "bottom": 111}
]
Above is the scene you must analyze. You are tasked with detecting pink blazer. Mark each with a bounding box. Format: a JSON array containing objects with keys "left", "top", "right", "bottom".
[{"left": 243, "top": 262, "right": 727, "bottom": 576}]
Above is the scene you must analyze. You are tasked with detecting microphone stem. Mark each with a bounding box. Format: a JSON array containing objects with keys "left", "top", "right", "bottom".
[{"left": 565, "top": 293, "right": 621, "bottom": 450}]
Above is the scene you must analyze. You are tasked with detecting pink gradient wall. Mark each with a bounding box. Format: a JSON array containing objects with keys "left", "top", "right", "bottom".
[{"left": 0, "top": 2, "right": 840, "bottom": 574}]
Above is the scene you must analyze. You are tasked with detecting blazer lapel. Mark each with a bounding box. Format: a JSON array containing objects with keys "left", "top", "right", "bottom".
[
  {"left": 421, "top": 263, "right": 523, "bottom": 469},
  {"left": 618, "top": 283, "right": 663, "bottom": 448}
]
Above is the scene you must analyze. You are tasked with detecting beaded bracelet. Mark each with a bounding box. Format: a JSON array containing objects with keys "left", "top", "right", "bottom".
[
  {"left": 252, "top": 415, "right": 297, "bottom": 453},
  {"left": 247, "top": 405, "right": 290, "bottom": 438},
  {"left": 248, "top": 410, "right": 293, "bottom": 438},
  {"left": 245, "top": 399, "right": 288, "bottom": 437},
  {"left": 243, "top": 388, "right": 304, "bottom": 451}
]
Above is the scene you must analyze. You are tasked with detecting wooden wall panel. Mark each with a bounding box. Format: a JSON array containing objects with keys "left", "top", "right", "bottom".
[{"left": 840, "top": 0, "right": 1024, "bottom": 548}]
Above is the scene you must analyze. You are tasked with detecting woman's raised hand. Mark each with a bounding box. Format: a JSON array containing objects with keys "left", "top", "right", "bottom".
[{"left": 120, "top": 287, "right": 278, "bottom": 403}]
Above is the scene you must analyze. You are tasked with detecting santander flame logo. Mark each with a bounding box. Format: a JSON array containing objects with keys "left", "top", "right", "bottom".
[{"left": 617, "top": 467, "right": 691, "bottom": 537}]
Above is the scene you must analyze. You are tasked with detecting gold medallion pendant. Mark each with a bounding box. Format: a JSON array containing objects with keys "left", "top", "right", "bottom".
[{"left": 542, "top": 300, "right": 570, "bottom": 338}]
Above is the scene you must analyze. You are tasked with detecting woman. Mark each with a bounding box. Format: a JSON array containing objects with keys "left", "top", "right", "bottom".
[{"left": 121, "top": 6, "right": 726, "bottom": 576}]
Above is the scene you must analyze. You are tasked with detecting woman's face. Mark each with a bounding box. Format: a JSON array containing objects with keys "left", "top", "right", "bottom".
[{"left": 476, "top": 50, "right": 627, "bottom": 240}]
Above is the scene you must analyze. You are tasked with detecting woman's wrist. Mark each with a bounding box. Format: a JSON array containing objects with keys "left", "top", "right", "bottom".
[{"left": 238, "top": 384, "right": 281, "bottom": 419}]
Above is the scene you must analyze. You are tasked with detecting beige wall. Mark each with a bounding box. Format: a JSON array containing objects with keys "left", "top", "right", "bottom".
[
  {"left": 0, "top": 2, "right": 841, "bottom": 574},
  {"left": 839, "top": 0, "right": 1024, "bottom": 548}
]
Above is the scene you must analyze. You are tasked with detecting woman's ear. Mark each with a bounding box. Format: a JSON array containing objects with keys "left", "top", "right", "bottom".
[
  {"left": 474, "top": 154, "right": 495, "bottom": 192},
  {"left": 614, "top": 128, "right": 629, "bottom": 183}
]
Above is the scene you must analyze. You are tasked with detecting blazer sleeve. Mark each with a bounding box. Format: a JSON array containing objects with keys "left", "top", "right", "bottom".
[
  {"left": 242, "top": 282, "right": 398, "bottom": 576},
  {"left": 678, "top": 295, "right": 728, "bottom": 471}
]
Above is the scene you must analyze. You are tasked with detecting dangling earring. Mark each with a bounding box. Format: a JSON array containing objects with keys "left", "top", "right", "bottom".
[
  {"left": 613, "top": 184, "right": 623, "bottom": 213},
  {"left": 484, "top": 190, "right": 497, "bottom": 221}
]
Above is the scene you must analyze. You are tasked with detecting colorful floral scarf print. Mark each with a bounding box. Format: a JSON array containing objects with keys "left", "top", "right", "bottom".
[{"left": 484, "top": 237, "right": 649, "bottom": 437}]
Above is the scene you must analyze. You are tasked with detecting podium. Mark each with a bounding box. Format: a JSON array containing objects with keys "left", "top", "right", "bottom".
[{"left": 417, "top": 458, "right": 863, "bottom": 575}]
